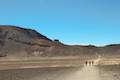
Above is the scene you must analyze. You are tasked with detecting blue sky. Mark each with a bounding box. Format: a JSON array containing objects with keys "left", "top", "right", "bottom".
[{"left": 0, "top": 0, "right": 120, "bottom": 46}]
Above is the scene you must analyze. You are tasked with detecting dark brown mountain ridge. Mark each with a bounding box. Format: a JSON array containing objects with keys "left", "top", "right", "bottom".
[{"left": 0, "top": 25, "right": 120, "bottom": 59}]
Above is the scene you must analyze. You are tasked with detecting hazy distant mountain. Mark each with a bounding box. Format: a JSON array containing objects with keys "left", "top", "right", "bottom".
[{"left": 0, "top": 25, "right": 119, "bottom": 59}]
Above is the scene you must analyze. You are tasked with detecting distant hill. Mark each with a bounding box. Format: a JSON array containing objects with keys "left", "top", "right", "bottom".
[{"left": 0, "top": 25, "right": 120, "bottom": 59}]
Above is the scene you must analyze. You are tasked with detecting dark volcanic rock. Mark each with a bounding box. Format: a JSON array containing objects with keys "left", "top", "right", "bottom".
[{"left": 0, "top": 25, "right": 120, "bottom": 59}]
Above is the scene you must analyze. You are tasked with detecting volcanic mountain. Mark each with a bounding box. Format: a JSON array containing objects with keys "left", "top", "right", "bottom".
[{"left": 0, "top": 25, "right": 120, "bottom": 60}]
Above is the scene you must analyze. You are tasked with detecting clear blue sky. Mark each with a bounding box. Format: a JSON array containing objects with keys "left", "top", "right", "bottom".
[{"left": 0, "top": 0, "right": 120, "bottom": 46}]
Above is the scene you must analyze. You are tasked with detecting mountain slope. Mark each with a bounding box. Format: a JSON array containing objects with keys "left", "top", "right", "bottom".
[{"left": 0, "top": 25, "right": 120, "bottom": 60}]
